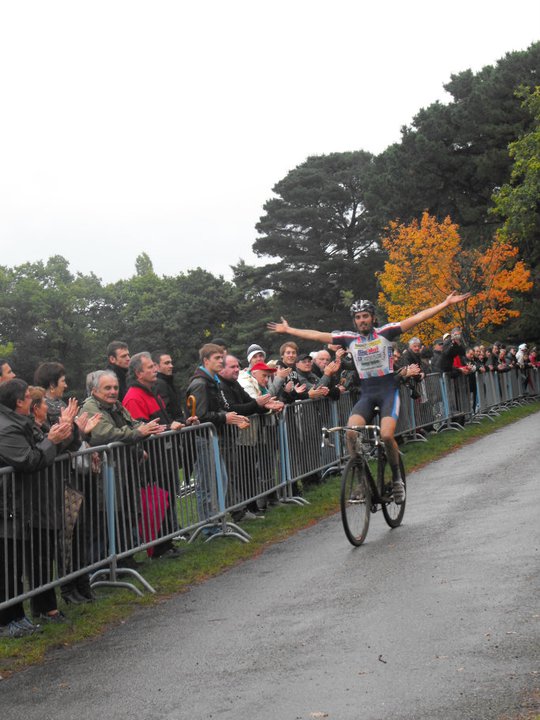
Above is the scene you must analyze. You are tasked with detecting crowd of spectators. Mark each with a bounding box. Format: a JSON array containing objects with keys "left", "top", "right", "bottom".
[{"left": 0, "top": 332, "right": 537, "bottom": 638}]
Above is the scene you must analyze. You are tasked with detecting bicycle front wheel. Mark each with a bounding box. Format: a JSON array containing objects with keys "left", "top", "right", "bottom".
[
  {"left": 340, "top": 458, "right": 371, "bottom": 546},
  {"left": 380, "top": 455, "right": 406, "bottom": 528}
]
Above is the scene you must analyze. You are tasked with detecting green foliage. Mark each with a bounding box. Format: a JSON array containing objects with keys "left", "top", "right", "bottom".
[
  {"left": 493, "top": 86, "right": 540, "bottom": 262},
  {"left": 367, "top": 43, "right": 540, "bottom": 244},
  {"left": 491, "top": 85, "right": 540, "bottom": 343},
  {"left": 135, "top": 252, "right": 156, "bottom": 277},
  {"left": 0, "top": 256, "right": 106, "bottom": 390},
  {"left": 245, "top": 151, "right": 382, "bottom": 338},
  {"left": 2, "top": 45, "right": 539, "bottom": 389}
]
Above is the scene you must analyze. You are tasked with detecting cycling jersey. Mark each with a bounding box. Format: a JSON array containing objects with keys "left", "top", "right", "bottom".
[
  {"left": 332, "top": 323, "right": 403, "bottom": 422},
  {"left": 332, "top": 324, "right": 402, "bottom": 379}
]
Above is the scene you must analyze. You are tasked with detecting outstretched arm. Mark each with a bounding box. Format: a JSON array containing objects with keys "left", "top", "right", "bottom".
[
  {"left": 399, "top": 291, "right": 471, "bottom": 334},
  {"left": 267, "top": 317, "right": 334, "bottom": 345}
]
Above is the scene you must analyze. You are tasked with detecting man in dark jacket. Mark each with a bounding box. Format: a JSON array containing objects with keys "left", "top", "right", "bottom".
[
  {"left": 152, "top": 350, "right": 187, "bottom": 423},
  {"left": 185, "top": 345, "right": 249, "bottom": 431},
  {"left": 430, "top": 339, "right": 444, "bottom": 373},
  {"left": 440, "top": 328, "right": 468, "bottom": 378},
  {"left": 105, "top": 341, "right": 131, "bottom": 401},
  {"left": 185, "top": 344, "right": 250, "bottom": 529},
  {"left": 0, "top": 379, "right": 71, "bottom": 637},
  {"left": 218, "top": 355, "right": 276, "bottom": 519}
]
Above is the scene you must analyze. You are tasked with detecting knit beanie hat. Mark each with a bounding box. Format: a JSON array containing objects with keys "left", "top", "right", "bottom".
[{"left": 247, "top": 344, "right": 266, "bottom": 363}]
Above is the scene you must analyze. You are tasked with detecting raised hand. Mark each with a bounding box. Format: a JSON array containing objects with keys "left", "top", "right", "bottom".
[
  {"left": 75, "top": 411, "right": 103, "bottom": 435},
  {"left": 445, "top": 291, "right": 471, "bottom": 305},
  {"left": 60, "top": 398, "right": 79, "bottom": 425},
  {"left": 267, "top": 317, "right": 290, "bottom": 334},
  {"left": 276, "top": 366, "right": 292, "bottom": 380},
  {"left": 324, "top": 360, "right": 341, "bottom": 376},
  {"left": 47, "top": 422, "right": 73, "bottom": 445}
]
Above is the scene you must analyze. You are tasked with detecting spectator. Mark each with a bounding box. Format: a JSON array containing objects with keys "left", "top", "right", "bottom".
[
  {"left": 30, "top": 367, "right": 103, "bottom": 602},
  {"left": 496, "top": 345, "right": 511, "bottom": 373},
  {"left": 0, "top": 359, "right": 16, "bottom": 383},
  {"left": 123, "top": 352, "right": 188, "bottom": 558},
  {"left": 185, "top": 344, "right": 250, "bottom": 532},
  {"left": 401, "top": 337, "right": 430, "bottom": 399},
  {"left": 82, "top": 371, "right": 165, "bottom": 564},
  {"left": 311, "top": 350, "right": 343, "bottom": 398},
  {"left": 220, "top": 355, "right": 278, "bottom": 520},
  {"left": 123, "top": 352, "right": 184, "bottom": 430},
  {"left": 106, "top": 341, "right": 131, "bottom": 401},
  {"left": 33, "top": 362, "right": 69, "bottom": 424},
  {"left": 429, "top": 339, "right": 444, "bottom": 373},
  {"left": 152, "top": 351, "right": 188, "bottom": 423},
  {"left": 221, "top": 356, "right": 276, "bottom": 416},
  {"left": 266, "top": 342, "right": 295, "bottom": 402},
  {"left": 393, "top": 345, "right": 423, "bottom": 388},
  {"left": 211, "top": 338, "right": 228, "bottom": 355},
  {"left": 440, "top": 328, "right": 470, "bottom": 378},
  {"left": 516, "top": 343, "right": 528, "bottom": 365},
  {"left": 472, "top": 346, "right": 487, "bottom": 373},
  {"left": 26, "top": 386, "right": 95, "bottom": 613},
  {"left": 0, "top": 379, "right": 72, "bottom": 638},
  {"left": 294, "top": 353, "right": 331, "bottom": 400},
  {"left": 246, "top": 344, "right": 266, "bottom": 368},
  {"left": 507, "top": 346, "right": 518, "bottom": 368},
  {"left": 239, "top": 360, "right": 284, "bottom": 510}
]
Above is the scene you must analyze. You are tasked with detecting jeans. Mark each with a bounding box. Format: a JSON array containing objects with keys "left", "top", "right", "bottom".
[{"left": 193, "top": 436, "right": 228, "bottom": 522}]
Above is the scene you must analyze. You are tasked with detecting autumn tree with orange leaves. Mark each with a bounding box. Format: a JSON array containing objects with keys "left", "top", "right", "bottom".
[{"left": 377, "top": 213, "right": 532, "bottom": 343}]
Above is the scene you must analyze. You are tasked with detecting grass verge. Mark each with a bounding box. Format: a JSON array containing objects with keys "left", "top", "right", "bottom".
[{"left": 1, "top": 401, "right": 539, "bottom": 678}]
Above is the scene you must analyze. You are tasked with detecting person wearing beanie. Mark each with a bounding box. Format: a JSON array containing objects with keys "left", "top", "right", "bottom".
[{"left": 246, "top": 344, "right": 266, "bottom": 366}]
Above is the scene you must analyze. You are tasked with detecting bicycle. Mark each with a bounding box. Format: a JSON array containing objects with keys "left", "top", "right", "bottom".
[{"left": 321, "top": 419, "right": 406, "bottom": 546}]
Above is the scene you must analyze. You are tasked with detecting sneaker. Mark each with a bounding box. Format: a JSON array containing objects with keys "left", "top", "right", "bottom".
[
  {"left": 242, "top": 510, "right": 265, "bottom": 520},
  {"left": 36, "top": 610, "right": 66, "bottom": 623},
  {"left": 152, "top": 546, "right": 185, "bottom": 559},
  {"left": 0, "top": 621, "right": 31, "bottom": 638},
  {"left": 392, "top": 478, "right": 406, "bottom": 505},
  {"left": 13, "top": 616, "right": 42, "bottom": 634}
]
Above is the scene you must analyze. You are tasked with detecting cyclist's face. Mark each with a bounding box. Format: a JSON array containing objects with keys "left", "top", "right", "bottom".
[{"left": 354, "top": 312, "right": 373, "bottom": 333}]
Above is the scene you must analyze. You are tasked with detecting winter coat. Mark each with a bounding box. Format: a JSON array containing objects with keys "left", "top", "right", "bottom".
[
  {"left": 0, "top": 404, "right": 58, "bottom": 538},
  {"left": 185, "top": 368, "right": 229, "bottom": 429}
]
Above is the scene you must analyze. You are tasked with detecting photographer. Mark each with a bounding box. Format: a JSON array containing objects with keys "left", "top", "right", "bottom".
[
  {"left": 440, "top": 328, "right": 471, "bottom": 378},
  {"left": 400, "top": 337, "right": 430, "bottom": 400}
]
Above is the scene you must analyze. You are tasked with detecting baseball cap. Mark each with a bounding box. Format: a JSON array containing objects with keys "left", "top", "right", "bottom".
[{"left": 250, "top": 362, "right": 276, "bottom": 373}]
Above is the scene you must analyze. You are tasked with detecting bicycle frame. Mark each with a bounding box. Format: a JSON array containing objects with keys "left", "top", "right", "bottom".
[{"left": 322, "top": 422, "right": 406, "bottom": 546}]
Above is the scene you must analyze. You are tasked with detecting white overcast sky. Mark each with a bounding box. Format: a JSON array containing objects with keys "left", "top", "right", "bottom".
[{"left": 0, "top": 1, "right": 538, "bottom": 284}]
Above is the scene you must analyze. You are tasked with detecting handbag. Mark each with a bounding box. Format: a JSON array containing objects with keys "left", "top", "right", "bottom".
[{"left": 63, "top": 484, "right": 84, "bottom": 572}]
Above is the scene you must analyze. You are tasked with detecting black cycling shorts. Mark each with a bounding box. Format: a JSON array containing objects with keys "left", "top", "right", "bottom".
[{"left": 350, "top": 375, "right": 401, "bottom": 423}]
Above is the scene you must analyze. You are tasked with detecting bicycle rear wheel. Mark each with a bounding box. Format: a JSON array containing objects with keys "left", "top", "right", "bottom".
[
  {"left": 380, "top": 455, "right": 406, "bottom": 528},
  {"left": 340, "top": 457, "right": 371, "bottom": 546}
]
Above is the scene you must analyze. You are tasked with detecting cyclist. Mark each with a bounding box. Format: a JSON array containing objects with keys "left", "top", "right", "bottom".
[{"left": 268, "top": 291, "right": 470, "bottom": 504}]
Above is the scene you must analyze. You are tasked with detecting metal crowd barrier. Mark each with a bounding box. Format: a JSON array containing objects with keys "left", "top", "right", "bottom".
[
  {"left": 281, "top": 398, "right": 339, "bottom": 495},
  {"left": 1, "top": 368, "right": 538, "bottom": 614},
  {"left": 0, "top": 444, "right": 112, "bottom": 613},
  {"left": 220, "top": 412, "right": 284, "bottom": 516}
]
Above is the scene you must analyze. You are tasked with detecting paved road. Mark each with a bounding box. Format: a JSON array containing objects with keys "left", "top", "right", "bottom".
[{"left": 2, "top": 414, "right": 539, "bottom": 720}]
